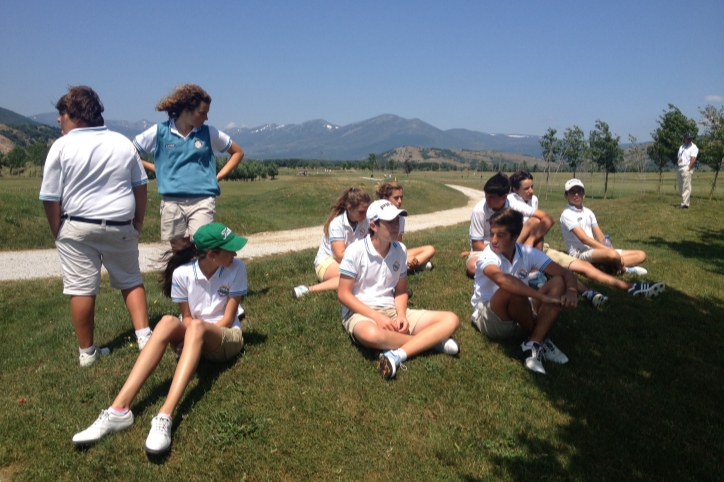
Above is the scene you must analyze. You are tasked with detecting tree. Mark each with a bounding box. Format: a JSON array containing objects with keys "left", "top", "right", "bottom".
[
  {"left": 647, "top": 104, "right": 698, "bottom": 193},
  {"left": 539, "top": 128, "right": 560, "bottom": 200},
  {"left": 26, "top": 137, "right": 49, "bottom": 168},
  {"left": 561, "top": 126, "right": 587, "bottom": 177},
  {"left": 267, "top": 162, "right": 279, "bottom": 180},
  {"left": 0, "top": 151, "right": 4, "bottom": 176},
  {"left": 403, "top": 158, "right": 413, "bottom": 176},
  {"left": 589, "top": 119, "right": 623, "bottom": 199},
  {"left": 5, "top": 146, "right": 27, "bottom": 176},
  {"left": 368, "top": 153, "right": 377, "bottom": 176},
  {"left": 698, "top": 104, "right": 724, "bottom": 200}
]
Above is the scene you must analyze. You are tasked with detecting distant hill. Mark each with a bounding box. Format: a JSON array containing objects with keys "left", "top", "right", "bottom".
[
  {"left": 30, "top": 111, "right": 545, "bottom": 160},
  {"left": 379, "top": 146, "right": 544, "bottom": 170},
  {"left": 0, "top": 107, "right": 40, "bottom": 126}
]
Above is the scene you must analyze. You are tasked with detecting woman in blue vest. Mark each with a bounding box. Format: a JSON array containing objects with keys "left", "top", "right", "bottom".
[{"left": 133, "top": 84, "right": 244, "bottom": 246}]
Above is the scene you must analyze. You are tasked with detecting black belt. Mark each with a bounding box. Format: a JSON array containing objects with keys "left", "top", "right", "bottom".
[{"left": 62, "top": 215, "right": 132, "bottom": 226}]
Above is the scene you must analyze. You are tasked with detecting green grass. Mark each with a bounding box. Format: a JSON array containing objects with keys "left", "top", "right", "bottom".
[
  {"left": 0, "top": 170, "right": 466, "bottom": 251},
  {"left": 1, "top": 181, "right": 723, "bottom": 480}
]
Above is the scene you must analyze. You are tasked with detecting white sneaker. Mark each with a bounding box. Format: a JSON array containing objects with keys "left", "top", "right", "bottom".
[
  {"left": 589, "top": 291, "right": 608, "bottom": 308},
  {"left": 521, "top": 342, "right": 546, "bottom": 375},
  {"left": 433, "top": 337, "right": 460, "bottom": 356},
  {"left": 625, "top": 266, "right": 648, "bottom": 276},
  {"left": 144, "top": 414, "right": 173, "bottom": 454},
  {"left": 137, "top": 333, "right": 152, "bottom": 351},
  {"left": 237, "top": 305, "right": 245, "bottom": 318},
  {"left": 424, "top": 261, "right": 433, "bottom": 271},
  {"left": 79, "top": 347, "right": 110, "bottom": 367},
  {"left": 541, "top": 338, "right": 569, "bottom": 364},
  {"left": 378, "top": 350, "right": 405, "bottom": 380},
  {"left": 72, "top": 409, "right": 134, "bottom": 445},
  {"left": 293, "top": 285, "right": 309, "bottom": 299}
]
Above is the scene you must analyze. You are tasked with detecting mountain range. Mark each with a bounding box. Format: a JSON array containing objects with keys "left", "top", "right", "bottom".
[{"left": 27, "top": 111, "right": 543, "bottom": 160}]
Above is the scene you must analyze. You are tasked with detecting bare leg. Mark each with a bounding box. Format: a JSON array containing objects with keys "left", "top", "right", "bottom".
[
  {"left": 121, "top": 284, "right": 149, "bottom": 331},
  {"left": 518, "top": 217, "right": 552, "bottom": 249},
  {"left": 489, "top": 289, "right": 537, "bottom": 334},
  {"left": 407, "top": 245, "right": 436, "bottom": 271},
  {"left": 529, "top": 277, "right": 565, "bottom": 343},
  {"left": 308, "top": 263, "right": 341, "bottom": 293},
  {"left": 569, "top": 260, "right": 632, "bottom": 291},
  {"left": 111, "top": 315, "right": 186, "bottom": 409},
  {"left": 353, "top": 322, "right": 415, "bottom": 351},
  {"left": 401, "top": 310, "right": 459, "bottom": 356},
  {"left": 70, "top": 295, "right": 96, "bottom": 349},
  {"left": 159, "top": 319, "right": 223, "bottom": 416},
  {"left": 587, "top": 248, "right": 625, "bottom": 273},
  {"left": 621, "top": 250, "right": 647, "bottom": 267}
]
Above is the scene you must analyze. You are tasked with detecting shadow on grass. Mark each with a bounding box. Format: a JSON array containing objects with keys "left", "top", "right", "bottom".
[
  {"left": 643, "top": 228, "right": 724, "bottom": 274},
  {"left": 487, "top": 285, "right": 724, "bottom": 481}
]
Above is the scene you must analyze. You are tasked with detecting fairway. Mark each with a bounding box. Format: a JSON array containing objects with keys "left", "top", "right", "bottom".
[{"left": 1, "top": 169, "right": 723, "bottom": 481}]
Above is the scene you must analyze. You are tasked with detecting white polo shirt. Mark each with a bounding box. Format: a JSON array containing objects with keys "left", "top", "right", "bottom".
[
  {"left": 39, "top": 127, "right": 148, "bottom": 220},
  {"left": 339, "top": 236, "right": 408, "bottom": 318},
  {"left": 508, "top": 193, "right": 538, "bottom": 223},
  {"left": 133, "top": 119, "right": 232, "bottom": 154},
  {"left": 399, "top": 216, "right": 406, "bottom": 236},
  {"left": 677, "top": 142, "right": 699, "bottom": 168},
  {"left": 469, "top": 198, "right": 534, "bottom": 246},
  {"left": 314, "top": 212, "right": 370, "bottom": 267},
  {"left": 470, "top": 243, "right": 551, "bottom": 318},
  {"left": 560, "top": 204, "right": 597, "bottom": 255},
  {"left": 171, "top": 258, "right": 247, "bottom": 330}
]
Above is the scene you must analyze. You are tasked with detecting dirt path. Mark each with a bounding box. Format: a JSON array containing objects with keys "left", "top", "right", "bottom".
[{"left": 0, "top": 184, "right": 483, "bottom": 281}]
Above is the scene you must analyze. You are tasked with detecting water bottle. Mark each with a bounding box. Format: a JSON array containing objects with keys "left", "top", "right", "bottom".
[{"left": 603, "top": 235, "right": 612, "bottom": 248}]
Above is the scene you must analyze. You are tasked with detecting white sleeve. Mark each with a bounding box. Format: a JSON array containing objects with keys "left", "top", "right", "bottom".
[
  {"left": 328, "top": 214, "right": 346, "bottom": 242},
  {"left": 171, "top": 269, "right": 188, "bottom": 303},
  {"left": 339, "top": 242, "right": 359, "bottom": 278},
  {"left": 229, "top": 261, "right": 248, "bottom": 297},
  {"left": 132, "top": 125, "right": 158, "bottom": 155},
  {"left": 530, "top": 247, "right": 552, "bottom": 272},
  {"left": 477, "top": 249, "right": 500, "bottom": 271},
  {"left": 39, "top": 140, "right": 63, "bottom": 201},
  {"left": 560, "top": 210, "right": 578, "bottom": 231},
  {"left": 691, "top": 145, "right": 699, "bottom": 157},
  {"left": 508, "top": 197, "right": 535, "bottom": 217},
  {"left": 130, "top": 146, "right": 149, "bottom": 187},
  {"left": 208, "top": 125, "right": 233, "bottom": 153},
  {"left": 469, "top": 203, "right": 487, "bottom": 241},
  {"left": 588, "top": 209, "right": 598, "bottom": 227}
]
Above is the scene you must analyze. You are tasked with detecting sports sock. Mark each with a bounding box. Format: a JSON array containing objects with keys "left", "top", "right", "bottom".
[
  {"left": 158, "top": 412, "right": 173, "bottom": 420},
  {"left": 523, "top": 341, "right": 539, "bottom": 349},
  {"left": 391, "top": 348, "right": 408, "bottom": 362},
  {"left": 582, "top": 290, "right": 594, "bottom": 300},
  {"left": 108, "top": 407, "right": 129, "bottom": 416},
  {"left": 135, "top": 327, "right": 152, "bottom": 339},
  {"left": 79, "top": 344, "right": 97, "bottom": 355}
]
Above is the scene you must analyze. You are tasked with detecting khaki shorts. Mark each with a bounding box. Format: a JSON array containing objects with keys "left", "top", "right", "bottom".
[
  {"left": 571, "top": 247, "right": 622, "bottom": 262},
  {"left": 472, "top": 301, "right": 527, "bottom": 340},
  {"left": 342, "top": 306, "right": 426, "bottom": 343},
  {"left": 467, "top": 250, "right": 483, "bottom": 264},
  {"left": 203, "top": 327, "right": 244, "bottom": 362},
  {"left": 315, "top": 256, "right": 336, "bottom": 282},
  {"left": 56, "top": 220, "right": 143, "bottom": 295},
  {"left": 542, "top": 243, "right": 575, "bottom": 269},
  {"left": 160, "top": 196, "right": 216, "bottom": 241}
]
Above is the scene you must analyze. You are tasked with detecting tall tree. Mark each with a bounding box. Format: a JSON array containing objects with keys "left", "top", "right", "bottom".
[
  {"left": 698, "top": 104, "right": 724, "bottom": 200},
  {"left": 5, "top": 145, "right": 27, "bottom": 176},
  {"left": 539, "top": 128, "right": 560, "bottom": 199},
  {"left": 368, "top": 153, "right": 377, "bottom": 176},
  {"left": 26, "top": 137, "right": 49, "bottom": 167},
  {"left": 647, "top": 104, "right": 698, "bottom": 193},
  {"left": 561, "top": 126, "right": 587, "bottom": 177},
  {"left": 589, "top": 119, "right": 623, "bottom": 199},
  {"left": 0, "top": 151, "right": 4, "bottom": 176}
]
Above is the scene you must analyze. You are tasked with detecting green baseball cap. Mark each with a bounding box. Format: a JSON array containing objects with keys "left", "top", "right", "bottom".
[{"left": 193, "top": 223, "right": 247, "bottom": 252}]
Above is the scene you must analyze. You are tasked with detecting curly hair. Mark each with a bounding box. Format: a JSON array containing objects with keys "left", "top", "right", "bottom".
[
  {"left": 323, "top": 187, "right": 371, "bottom": 237},
  {"left": 54, "top": 86, "right": 104, "bottom": 127},
  {"left": 156, "top": 84, "right": 212, "bottom": 120},
  {"left": 375, "top": 181, "right": 403, "bottom": 199}
]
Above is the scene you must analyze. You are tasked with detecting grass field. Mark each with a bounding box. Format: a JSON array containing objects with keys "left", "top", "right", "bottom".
[
  {"left": 1, "top": 169, "right": 723, "bottom": 480},
  {"left": 0, "top": 170, "right": 466, "bottom": 251}
]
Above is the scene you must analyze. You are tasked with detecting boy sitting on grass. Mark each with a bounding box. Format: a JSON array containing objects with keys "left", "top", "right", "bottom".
[
  {"left": 471, "top": 208, "right": 578, "bottom": 375},
  {"left": 465, "top": 172, "right": 555, "bottom": 277},
  {"left": 338, "top": 200, "right": 460, "bottom": 380},
  {"left": 560, "top": 179, "right": 665, "bottom": 297}
]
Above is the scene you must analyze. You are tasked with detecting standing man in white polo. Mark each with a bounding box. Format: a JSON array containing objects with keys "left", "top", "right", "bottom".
[
  {"left": 676, "top": 132, "right": 698, "bottom": 209},
  {"left": 40, "top": 86, "right": 152, "bottom": 367}
]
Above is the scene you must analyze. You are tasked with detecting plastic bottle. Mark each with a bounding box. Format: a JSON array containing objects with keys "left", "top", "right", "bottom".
[{"left": 603, "top": 235, "right": 612, "bottom": 248}]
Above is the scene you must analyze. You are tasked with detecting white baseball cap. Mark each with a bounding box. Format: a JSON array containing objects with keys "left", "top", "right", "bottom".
[
  {"left": 367, "top": 199, "right": 407, "bottom": 222},
  {"left": 564, "top": 179, "right": 585, "bottom": 192}
]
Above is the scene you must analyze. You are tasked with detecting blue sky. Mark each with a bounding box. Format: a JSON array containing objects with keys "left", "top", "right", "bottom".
[{"left": 1, "top": 0, "right": 722, "bottom": 142}]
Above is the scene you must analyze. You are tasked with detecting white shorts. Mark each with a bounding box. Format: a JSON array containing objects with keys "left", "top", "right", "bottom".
[
  {"left": 56, "top": 220, "right": 143, "bottom": 295},
  {"left": 160, "top": 196, "right": 216, "bottom": 240},
  {"left": 471, "top": 301, "right": 527, "bottom": 340},
  {"left": 571, "top": 247, "right": 622, "bottom": 262}
]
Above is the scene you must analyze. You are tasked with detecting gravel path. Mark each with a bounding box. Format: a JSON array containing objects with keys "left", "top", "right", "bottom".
[{"left": 0, "top": 184, "right": 483, "bottom": 281}]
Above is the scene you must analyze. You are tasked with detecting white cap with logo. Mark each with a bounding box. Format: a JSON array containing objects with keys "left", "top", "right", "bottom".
[
  {"left": 367, "top": 199, "right": 408, "bottom": 223},
  {"left": 564, "top": 179, "right": 585, "bottom": 192}
]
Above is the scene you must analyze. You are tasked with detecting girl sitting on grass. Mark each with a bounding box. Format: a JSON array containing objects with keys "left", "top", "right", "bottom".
[
  {"left": 338, "top": 200, "right": 460, "bottom": 380},
  {"left": 293, "top": 187, "right": 371, "bottom": 298},
  {"left": 72, "top": 223, "right": 248, "bottom": 455},
  {"left": 376, "top": 181, "right": 435, "bottom": 272}
]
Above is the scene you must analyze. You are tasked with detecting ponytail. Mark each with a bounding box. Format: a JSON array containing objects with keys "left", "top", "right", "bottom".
[
  {"left": 323, "top": 187, "right": 371, "bottom": 237},
  {"left": 159, "top": 238, "right": 208, "bottom": 298}
]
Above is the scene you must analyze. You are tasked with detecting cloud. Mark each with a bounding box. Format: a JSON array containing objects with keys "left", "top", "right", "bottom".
[
  {"left": 225, "top": 122, "right": 238, "bottom": 129},
  {"left": 704, "top": 95, "right": 724, "bottom": 102}
]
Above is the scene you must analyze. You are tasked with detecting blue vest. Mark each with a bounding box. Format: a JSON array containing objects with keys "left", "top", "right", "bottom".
[{"left": 154, "top": 121, "right": 220, "bottom": 198}]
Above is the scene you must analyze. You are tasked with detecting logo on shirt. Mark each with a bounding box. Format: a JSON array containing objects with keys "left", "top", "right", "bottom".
[
  {"left": 194, "top": 139, "right": 204, "bottom": 149},
  {"left": 393, "top": 261, "right": 400, "bottom": 272},
  {"left": 217, "top": 284, "right": 230, "bottom": 297},
  {"left": 517, "top": 269, "right": 528, "bottom": 280},
  {"left": 165, "top": 143, "right": 175, "bottom": 148}
]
